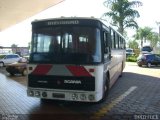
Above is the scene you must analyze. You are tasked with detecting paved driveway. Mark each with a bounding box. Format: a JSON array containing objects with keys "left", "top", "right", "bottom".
[{"left": 0, "top": 62, "right": 159, "bottom": 120}]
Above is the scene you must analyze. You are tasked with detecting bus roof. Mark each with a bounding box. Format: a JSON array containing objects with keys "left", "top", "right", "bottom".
[
  {"left": 32, "top": 17, "right": 101, "bottom": 22},
  {"left": 32, "top": 17, "right": 125, "bottom": 39},
  {"left": 32, "top": 17, "right": 106, "bottom": 30}
]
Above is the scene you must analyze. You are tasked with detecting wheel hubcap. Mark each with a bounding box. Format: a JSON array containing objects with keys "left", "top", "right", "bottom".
[
  {"left": 0, "top": 63, "right": 3, "bottom": 67},
  {"left": 148, "top": 63, "right": 151, "bottom": 67}
]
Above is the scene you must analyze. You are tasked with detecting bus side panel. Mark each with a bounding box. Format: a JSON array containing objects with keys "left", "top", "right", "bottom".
[
  {"left": 94, "top": 64, "right": 105, "bottom": 101},
  {"left": 109, "top": 49, "right": 125, "bottom": 87}
]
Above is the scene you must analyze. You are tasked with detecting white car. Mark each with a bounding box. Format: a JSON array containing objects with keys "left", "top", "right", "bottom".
[
  {"left": 126, "top": 48, "right": 135, "bottom": 56},
  {"left": 0, "top": 54, "right": 21, "bottom": 67},
  {"left": 141, "top": 46, "right": 153, "bottom": 54}
]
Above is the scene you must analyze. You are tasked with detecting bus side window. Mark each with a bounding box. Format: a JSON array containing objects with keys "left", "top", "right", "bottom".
[
  {"left": 103, "top": 32, "right": 109, "bottom": 53},
  {"left": 119, "top": 37, "right": 122, "bottom": 49},
  {"left": 115, "top": 33, "right": 119, "bottom": 49},
  {"left": 111, "top": 30, "right": 115, "bottom": 49},
  {"left": 123, "top": 40, "right": 126, "bottom": 49},
  {"left": 120, "top": 37, "right": 124, "bottom": 49}
]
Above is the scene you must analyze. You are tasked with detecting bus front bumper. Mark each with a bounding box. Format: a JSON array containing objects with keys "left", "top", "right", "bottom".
[{"left": 27, "top": 88, "right": 102, "bottom": 102}]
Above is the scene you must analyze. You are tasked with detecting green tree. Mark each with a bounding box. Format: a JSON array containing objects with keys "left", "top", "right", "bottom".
[
  {"left": 11, "top": 44, "right": 18, "bottom": 48},
  {"left": 103, "top": 0, "right": 142, "bottom": 35},
  {"left": 148, "top": 32, "right": 160, "bottom": 48},
  {"left": 11, "top": 44, "right": 18, "bottom": 53},
  {"left": 128, "top": 40, "right": 139, "bottom": 49},
  {"left": 134, "top": 27, "right": 152, "bottom": 47}
]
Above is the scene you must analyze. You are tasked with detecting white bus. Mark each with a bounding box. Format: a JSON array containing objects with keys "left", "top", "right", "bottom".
[{"left": 27, "top": 17, "right": 126, "bottom": 102}]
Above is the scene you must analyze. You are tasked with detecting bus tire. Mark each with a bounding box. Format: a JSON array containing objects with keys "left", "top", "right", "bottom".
[
  {"left": 99, "top": 75, "right": 109, "bottom": 103},
  {"left": 119, "top": 63, "right": 123, "bottom": 77},
  {"left": 10, "top": 73, "right": 15, "bottom": 76}
]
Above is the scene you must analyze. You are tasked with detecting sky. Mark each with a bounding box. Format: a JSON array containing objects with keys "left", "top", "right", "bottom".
[{"left": 0, "top": 0, "right": 160, "bottom": 47}]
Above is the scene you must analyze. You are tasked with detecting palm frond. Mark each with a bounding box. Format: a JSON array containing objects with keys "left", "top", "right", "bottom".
[
  {"left": 103, "top": 0, "right": 117, "bottom": 9},
  {"left": 124, "top": 19, "right": 138, "bottom": 29},
  {"left": 124, "top": 9, "right": 140, "bottom": 18},
  {"left": 103, "top": 0, "right": 142, "bottom": 35},
  {"left": 103, "top": 12, "right": 119, "bottom": 27},
  {"left": 128, "top": 1, "right": 143, "bottom": 8}
]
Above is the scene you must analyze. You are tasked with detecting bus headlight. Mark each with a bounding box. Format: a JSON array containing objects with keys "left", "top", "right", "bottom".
[
  {"left": 35, "top": 91, "right": 40, "bottom": 97},
  {"left": 28, "top": 90, "right": 34, "bottom": 96},
  {"left": 72, "top": 93, "right": 78, "bottom": 100},
  {"left": 42, "top": 92, "right": 47, "bottom": 98},
  {"left": 80, "top": 94, "right": 86, "bottom": 101},
  {"left": 88, "top": 94, "right": 95, "bottom": 101}
]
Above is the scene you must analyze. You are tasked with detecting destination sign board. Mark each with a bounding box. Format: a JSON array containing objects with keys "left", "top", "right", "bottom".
[{"left": 47, "top": 20, "right": 79, "bottom": 25}]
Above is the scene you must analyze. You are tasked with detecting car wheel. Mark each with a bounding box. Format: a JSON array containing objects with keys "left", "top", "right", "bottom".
[
  {"left": 155, "top": 64, "right": 159, "bottom": 66},
  {"left": 22, "top": 69, "right": 27, "bottom": 76},
  {"left": 138, "top": 64, "right": 142, "bottom": 67},
  {"left": 147, "top": 63, "right": 151, "bottom": 68},
  {"left": 119, "top": 63, "right": 123, "bottom": 77},
  {"left": 0, "top": 62, "right": 4, "bottom": 67},
  {"left": 10, "top": 73, "right": 15, "bottom": 76}
]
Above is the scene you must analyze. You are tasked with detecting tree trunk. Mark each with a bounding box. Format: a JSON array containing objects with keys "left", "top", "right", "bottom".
[
  {"left": 141, "top": 39, "right": 143, "bottom": 48},
  {"left": 119, "top": 20, "right": 124, "bottom": 35}
]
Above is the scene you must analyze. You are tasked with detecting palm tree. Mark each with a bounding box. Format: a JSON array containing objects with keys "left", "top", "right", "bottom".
[
  {"left": 11, "top": 44, "right": 18, "bottom": 53},
  {"left": 11, "top": 44, "right": 18, "bottom": 48},
  {"left": 134, "top": 27, "right": 152, "bottom": 47},
  {"left": 128, "top": 40, "right": 139, "bottom": 49},
  {"left": 148, "top": 32, "right": 160, "bottom": 48},
  {"left": 156, "top": 21, "right": 160, "bottom": 36},
  {"left": 103, "top": 0, "right": 142, "bottom": 35}
]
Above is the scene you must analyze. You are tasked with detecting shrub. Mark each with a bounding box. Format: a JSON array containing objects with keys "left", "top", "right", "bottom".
[{"left": 126, "top": 55, "right": 137, "bottom": 62}]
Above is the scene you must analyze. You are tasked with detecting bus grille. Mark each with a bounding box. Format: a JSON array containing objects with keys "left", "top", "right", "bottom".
[{"left": 28, "top": 75, "right": 95, "bottom": 91}]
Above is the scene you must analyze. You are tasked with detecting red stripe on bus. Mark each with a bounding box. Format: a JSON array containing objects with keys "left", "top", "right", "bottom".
[
  {"left": 32, "top": 64, "right": 52, "bottom": 75},
  {"left": 66, "top": 66, "right": 91, "bottom": 77}
]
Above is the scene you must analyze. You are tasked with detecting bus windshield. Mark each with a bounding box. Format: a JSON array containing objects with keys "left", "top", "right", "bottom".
[{"left": 30, "top": 26, "right": 102, "bottom": 64}]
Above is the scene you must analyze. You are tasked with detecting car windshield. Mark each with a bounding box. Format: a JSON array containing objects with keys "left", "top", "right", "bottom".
[
  {"left": 126, "top": 49, "right": 133, "bottom": 52},
  {"left": 30, "top": 26, "right": 102, "bottom": 64},
  {"left": 141, "top": 46, "right": 152, "bottom": 52}
]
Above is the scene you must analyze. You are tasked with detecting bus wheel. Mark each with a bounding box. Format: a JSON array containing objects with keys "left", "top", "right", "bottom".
[
  {"left": 119, "top": 63, "right": 123, "bottom": 77},
  {"left": 10, "top": 73, "right": 15, "bottom": 76},
  {"left": 99, "top": 77, "right": 109, "bottom": 103}
]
